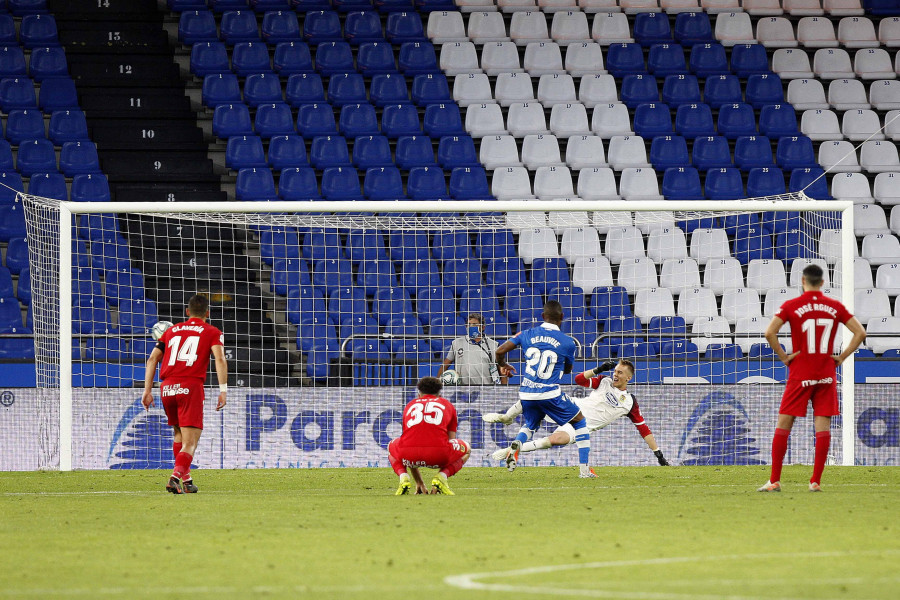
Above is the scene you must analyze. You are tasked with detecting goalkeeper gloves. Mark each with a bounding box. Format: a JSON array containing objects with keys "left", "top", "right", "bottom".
[
  {"left": 654, "top": 449, "right": 670, "bottom": 466},
  {"left": 591, "top": 361, "right": 617, "bottom": 376}
]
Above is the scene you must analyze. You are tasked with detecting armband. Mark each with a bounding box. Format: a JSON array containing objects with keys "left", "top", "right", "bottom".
[{"left": 219, "top": 384, "right": 228, "bottom": 393}]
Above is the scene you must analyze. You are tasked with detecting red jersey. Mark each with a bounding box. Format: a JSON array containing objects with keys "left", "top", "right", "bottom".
[
  {"left": 398, "top": 395, "right": 458, "bottom": 448},
  {"left": 775, "top": 290, "right": 852, "bottom": 382},
  {"left": 158, "top": 317, "right": 224, "bottom": 381}
]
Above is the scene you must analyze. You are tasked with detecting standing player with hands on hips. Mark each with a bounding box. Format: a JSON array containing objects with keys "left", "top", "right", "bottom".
[
  {"left": 142, "top": 294, "right": 228, "bottom": 495},
  {"left": 758, "top": 265, "right": 866, "bottom": 493}
]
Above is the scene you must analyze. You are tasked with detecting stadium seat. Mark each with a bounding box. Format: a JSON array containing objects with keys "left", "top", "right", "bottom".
[
  {"left": 386, "top": 11, "right": 426, "bottom": 43},
  {"left": 309, "top": 135, "right": 351, "bottom": 168},
  {"left": 673, "top": 12, "right": 713, "bottom": 46},
  {"left": 202, "top": 74, "right": 241, "bottom": 107},
  {"left": 303, "top": 10, "right": 342, "bottom": 44},
  {"left": 565, "top": 42, "right": 606, "bottom": 76},
  {"left": 284, "top": 74, "right": 325, "bottom": 107},
  {"left": 6, "top": 109, "right": 45, "bottom": 145},
  {"left": 339, "top": 103, "right": 379, "bottom": 137},
  {"left": 649, "top": 135, "right": 689, "bottom": 170},
  {"left": 704, "top": 167, "right": 744, "bottom": 199},
  {"left": 634, "top": 12, "right": 673, "bottom": 46},
  {"left": 70, "top": 173, "right": 110, "bottom": 203},
  {"left": 690, "top": 42, "right": 730, "bottom": 77},
  {"left": 633, "top": 103, "right": 673, "bottom": 138},
  {"left": 814, "top": 47, "right": 854, "bottom": 79},
  {"left": 190, "top": 42, "right": 229, "bottom": 77},
  {"left": 674, "top": 102, "right": 715, "bottom": 138},
  {"left": 48, "top": 109, "right": 89, "bottom": 145},
  {"left": 746, "top": 74, "right": 786, "bottom": 109},
  {"left": 787, "top": 79, "right": 829, "bottom": 110},
  {"left": 662, "top": 166, "right": 702, "bottom": 199},
  {"left": 343, "top": 11, "right": 384, "bottom": 45},
  {"left": 758, "top": 104, "right": 799, "bottom": 138},
  {"left": 423, "top": 103, "right": 465, "bottom": 137},
  {"left": 226, "top": 135, "right": 266, "bottom": 169},
  {"left": 688, "top": 136, "right": 729, "bottom": 171},
  {"left": 363, "top": 166, "right": 404, "bottom": 200},
  {"left": 648, "top": 43, "right": 688, "bottom": 76},
  {"left": 251, "top": 102, "right": 291, "bottom": 138},
  {"left": 399, "top": 41, "right": 440, "bottom": 74},
  {"left": 392, "top": 135, "right": 434, "bottom": 169},
  {"left": 236, "top": 167, "right": 276, "bottom": 200},
  {"left": 407, "top": 166, "right": 447, "bottom": 199},
  {"left": 351, "top": 135, "right": 391, "bottom": 169},
  {"left": 776, "top": 135, "right": 818, "bottom": 170},
  {"left": 327, "top": 73, "right": 367, "bottom": 107},
  {"left": 592, "top": 13, "right": 633, "bottom": 45},
  {"left": 606, "top": 43, "right": 646, "bottom": 77},
  {"left": 860, "top": 140, "right": 900, "bottom": 172},
  {"left": 315, "top": 41, "right": 355, "bottom": 75},
  {"left": 733, "top": 135, "right": 774, "bottom": 170},
  {"left": 842, "top": 109, "right": 883, "bottom": 142},
  {"left": 757, "top": 16, "right": 798, "bottom": 48},
  {"left": 660, "top": 75, "right": 701, "bottom": 109},
  {"left": 179, "top": 10, "right": 218, "bottom": 44},
  {"left": 819, "top": 140, "right": 861, "bottom": 173},
  {"left": 27, "top": 172, "right": 66, "bottom": 200},
  {"left": 368, "top": 74, "right": 409, "bottom": 106},
  {"left": 861, "top": 233, "right": 900, "bottom": 265},
  {"left": 617, "top": 257, "right": 659, "bottom": 294},
  {"left": 278, "top": 167, "right": 320, "bottom": 200},
  {"left": 17, "top": 138, "right": 56, "bottom": 176},
  {"left": 800, "top": 108, "right": 841, "bottom": 141},
  {"left": 772, "top": 48, "right": 814, "bottom": 79},
  {"left": 274, "top": 42, "right": 314, "bottom": 75},
  {"left": 220, "top": 10, "right": 261, "bottom": 44},
  {"left": 621, "top": 74, "right": 660, "bottom": 108},
  {"left": 412, "top": 73, "right": 452, "bottom": 106}
]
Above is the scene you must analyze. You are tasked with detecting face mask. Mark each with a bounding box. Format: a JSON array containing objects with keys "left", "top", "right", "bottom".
[{"left": 468, "top": 326, "right": 481, "bottom": 340}]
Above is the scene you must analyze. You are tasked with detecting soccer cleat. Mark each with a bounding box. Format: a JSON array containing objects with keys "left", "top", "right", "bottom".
[
  {"left": 490, "top": 447, "right": 509, "bottom": 461},
  {"left": 166, "top": 476, "right": 183, "bottom": 495},
  {"left": 579, "top": 466, "right": 598, "bottom": 478},
  {"left": 809, "top": 482, "right": 822, "bottom": 492},
  {"left": 181, "top": 479, "right": 198, "bottom": 494},
  {"left": 395, "top": 479, "right": 412, "bottom": 495},
  {"left": 430, "top": 474, "right": 454, "bottom": 495},
  {"left": 757, "top": 481, "right": 781, "bottom": 492},
  {"left": 482, "top": 412, "right": 514, "bottom": 425},
  {"left": 505, "top": 440, "right": 521, "bottom": 472}
]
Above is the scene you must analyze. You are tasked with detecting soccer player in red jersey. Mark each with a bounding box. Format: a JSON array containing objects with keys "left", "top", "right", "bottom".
[
  {"left": 141, "top": 295, "right": 228, "bottom": 494},
  {"left": 758, "top": 264, "right": 866, "bottom": 492},
  {"left": 388, "top": 376, "right": 470, "bottom": 495}
]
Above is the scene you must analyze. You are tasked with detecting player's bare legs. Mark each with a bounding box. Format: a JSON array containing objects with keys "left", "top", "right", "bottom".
[
  {"left": 168, "top": 426, "right": 201, "bottom": 495},
  {"left": 482, "top": 400, "right": 522, "bottom": 425},
  {"left": 759, "top": 414, "right": 796, "bottom": 492},
  {"left": 431, "top": 442, "right": 470, "bottom": 495}
]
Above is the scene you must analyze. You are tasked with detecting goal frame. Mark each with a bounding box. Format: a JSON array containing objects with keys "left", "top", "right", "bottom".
[{"left": 49, "top": 198, "right": 855, "bottom": 471}]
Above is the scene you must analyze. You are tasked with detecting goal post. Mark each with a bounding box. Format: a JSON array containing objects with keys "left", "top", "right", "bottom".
[{"left": 16, "top": 196, "right": 865, "bottom": 472}]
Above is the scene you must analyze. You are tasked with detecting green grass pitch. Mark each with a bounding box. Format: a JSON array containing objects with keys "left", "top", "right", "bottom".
[{"left": 1, "top": 466, "right": 898, "bottom": 599}]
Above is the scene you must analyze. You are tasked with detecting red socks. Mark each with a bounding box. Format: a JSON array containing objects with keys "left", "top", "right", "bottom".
[
  {"left": 811, "top": 431, "right": 831, "bottom": 485},
  {"left": 173, "top": 451, "right": 193, "bottom": 481},
  {"left": 770, "top": 428, "right": 790, "bottom": 483},
  {"left": 441, "top": 458, "right": 464, "bottom": 478},
  {"left": 173, "top": 442, "right": 182, "bottom": 459}
]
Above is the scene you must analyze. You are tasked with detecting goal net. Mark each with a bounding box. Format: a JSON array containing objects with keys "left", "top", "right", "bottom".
[{"left": 7, "top": 195, "right": 885, "bottom": 472}]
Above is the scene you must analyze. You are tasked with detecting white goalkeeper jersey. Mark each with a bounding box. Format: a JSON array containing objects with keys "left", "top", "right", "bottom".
[{"left": 575, "top": 376, "right": 635, "bottom": 432}]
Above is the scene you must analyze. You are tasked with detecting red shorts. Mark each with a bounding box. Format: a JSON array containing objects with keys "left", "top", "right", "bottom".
[
  {"left": 779, "top": 379, "right": 839, "bottom": 417},
  {"left": 161, "top": 378, "right": 206, "bottom": 429},
  {"left": 388, "top": 438, "right": 469, "bottom": 470}
]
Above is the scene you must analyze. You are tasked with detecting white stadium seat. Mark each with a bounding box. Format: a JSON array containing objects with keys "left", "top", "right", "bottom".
[
  {"left": 801, "top": 108, "right": 843, "bottom": 141},
  {"left": 456, "top": 0, "right": 497, "bottom": 11},
  {"left": 605, "top": 226, "right": 646, "bottom": 264},
  {"left": 537, "top": 73, "right": 577, "bottom": 107},
  {"left": 855, "top": 203, "right": 890, "bottom": 236},
  {"left": 548, "top": 206, "right": 590, "bottom": 234},
  {"left": 494, "top": 72, "right": 535, "bottom": 105},
  {"left": 533, "top": 165, "right": 575, "bottom": 198},
  {"left": 592, "top": 210, "right": 632, "bottom": 233},
  {"left": 689, "top": 228, "right": 731, "bottom": 264},
  {"left": 789, "top": 257, "right": 829, "bottom": 286},
  {"left": 634, "top": 210, "right": 677, "bottom": 233},
  {"left": 454, "top": 73, "right": 493, "bottom": 107},
  {"left": 833, "top": 257, "right": 873, "bottom": 289},
  {"left": 618, "top": 257, "right": 660, "bottom": 294},
  {"left": 518, "top": 227, "right": 560, "bottom": 264},
  {"left": 866, "top": 316, "right": 900, "bottom": 354},
  {"left": 837, "top": 16, "right": 878, "bottom": 48},
  {"left": 841, "top": 109, "right": 884, "bottom": 141},
  {"left": 679, "top": 288, "right": 720, "bottom": 325},
  {"left": 854, "top": 48, "right": 896, "bottom": 80},
  {"left": 523, "top": 42, "right": 565, "bottom": 76},
  {"left": 427, "top": 11, "right": 468, "bottom": 44},
  {"left": 593, "top": 105, "right": 635, "bottom": 138},
  {"left": 874, "top": 173, "right": 900, "bottom": 205},
  {"left": 440, "top": 42, "right": 482, "bottom": 75},
  {"left": 763, "top": 287, "right": 802, "bottom": 316},
  {"left": 577, "top": 167, "right": 620, "bottom": 199},
  {"left": 746, "top": 258, "right": 787, "bottom": 289},
  {"left": 507, "top": 102, "right": 549, "bottom": 136},
  {"left": 784, "top": 0, "right": 825, "bottom": 16},
  {"left": 621, "top": 0, "right": 662, "bottom": 13},
  {"left": 510, "top": 11, "right": 551, "bottom": 45},
  {"left": 797, "top": 16, "right": 838, "bottom": 47},
  {"left": 703, "top": 257, "right": 745, "bottom": 293},
  {"left": 744, "top": 0, "right": 784, "bottom": 16},
  {"left": 772, "top": 48, "right": 815, "bottom": 79},
  {"left": 465, "top": 102, "right": 507, "bottom": 137},
  {"left": 579, "top": 74, "right": 621, "bottom": 108},
  {"left": 824, "top": 0, "right": 864, "bottom": 16},
  {"left": 854, "top": 288, "right": 891, "bottom": 324},
  {"left": 634, "top": 288, "right": 676, "bottom": 324},
  {"left": 879, "top": 16, "right": 900, "bottom": 48},
  {"left": 481, "top": 42, "right": 524, "bottom": 76},
  {"left": 491, "top": 166, "right": 534, "bottom": 199},
  {"left": 787, "top": 78, "right": 829, "bottom": 109},
  {"left": 885, "top": 109, "right": 900, "bottom": 141},
  {"left": 607, "top": 135, "right": 650, "bottom": 169},
  {"left": 828, "top": 78, "right": 870, "bottom": 110},
  {"left": 814, "top": 48, "right": 854, "bottom": 79},
  {"left": 892, "top": 205, "right": 900, "bottom": 234},
  {"left": 565, "top": 42, "right": 607, "bottom": 76},
  {"left": 701, "top": 0, "right": 741, "bottom": 13},
  {"left": 715, "top": 12, "right": 756, "bottom": 46},
  {"left": 647, "top": 227, "right": 689, "bottom": 262},
  {"left": 572, "top": 256, "right": 614, "bottom": 290},
  {"left": 691, "top": 315, "right": 731, "bottom": 352},
  {"left": 521, "top": 133, "right": 563, "bottom": 168},
  {"left": 550, "top": 102, "right": 590, "bottom": 137},
  {"left": 566, "top": 135, "right": 607, "bottom": 169},
  {"left": 561, "top": 226, "right": 602, "bottom": 263},
  {"left": 721, "top": 288, "right": 762, "bottom": 323},
  {"left": 619, "top": 167, "right": 664, "bottom": 199},
  {"left": 468, "top": 11, "right": 510, "bottom": 44},
  {"left": 817, "top": 228, "right": 850, "bottom": 264},
  {"left": 756, "top": 17, "right": 799, "bottom": 48},
  {"left": 875, "top": 263, "right": 900, "bottom": 295},
  {"left": 830, "top": 172, "right": 874, "bottom": 203},
  {"left": 579, "top": 0, "right": 620, "bottom": 12},
  {"left": 591, "top": 13, "right": 634, "bottom": 45},
  {"left": 860, "top": 140, "right": 900, "bottom": 173},
  {"left": 869, "top": 79, "right": 900, "bottom": 111},
  {"left": 551, "top": 11, "right": 591, "bottom": 45},
  {"left": 661, "top": 0, "right": 701, "bottom": 12},
  {"left": 499, "top": 0, "right": 538, "bottom": 12},
  {"left": 479, "top": 135, "right": 521, "bottom": 170},
  {"left": 861, "top": 233, "right": 900, "bottom": 265},
  {"left": 660, "top": 258, "right": 701, "bottom": 295},
  {"left": 818, "top": 140, "right": 861, "bottom": 172},
  {"left": 734, "top": 316, "right": 768, "bottom": 353},
  {"left": 540, "top": 0, "right": 579, "bottom": 12}
]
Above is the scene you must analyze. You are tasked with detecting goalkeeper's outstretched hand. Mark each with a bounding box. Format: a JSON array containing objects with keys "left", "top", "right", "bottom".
[
  {"left": 654, "top": 449, "right": 670, "bottom": 466},
  {"left": 592, "top": 361, "right": 617, "bottom": 375}
]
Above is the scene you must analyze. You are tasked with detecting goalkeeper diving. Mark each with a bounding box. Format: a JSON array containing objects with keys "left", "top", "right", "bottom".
[{"left": 484, "top": 359, "right": 671, "bottom": 467}]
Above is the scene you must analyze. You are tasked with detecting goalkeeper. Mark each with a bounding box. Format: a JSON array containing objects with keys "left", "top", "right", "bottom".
[{"left": 484, "top": 359, "right": 670, "bottom": 467}]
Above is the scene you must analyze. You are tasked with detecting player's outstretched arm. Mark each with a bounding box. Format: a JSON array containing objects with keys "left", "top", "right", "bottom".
[
  {"left": 212, "top": 345, "right": 228, "bottom": 411},
  {"left": 833, "top": 317, "right": 867, "bottom": 366},
  {"left": 495, "top": 340, "right": 517, "bottom": 377},
  {"left": 642, "top": 433, "right": 670, "bottom": 466},
  {"left": 141, "top": 348, "right": 163, "bottom": 410}
]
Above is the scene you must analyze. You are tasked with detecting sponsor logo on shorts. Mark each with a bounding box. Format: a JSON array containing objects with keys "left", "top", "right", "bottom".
[
  {"left": 161, "top": 385, "right": 191, "bottom": 397},
  {"left": 801, "top": 377, "right": 833, "bottom": 387}
]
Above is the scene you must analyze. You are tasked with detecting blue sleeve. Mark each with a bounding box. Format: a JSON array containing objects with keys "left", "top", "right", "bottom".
[{"left": 508, "top": 331, "right": 524, "bottom": 348}]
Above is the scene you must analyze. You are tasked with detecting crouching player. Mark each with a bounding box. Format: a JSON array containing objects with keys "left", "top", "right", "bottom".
[
  {"left": 388, "top": 376, "right": 470, "bottom": 495},
  {"left": 485, "top": 360, "right": 671, "bottom": 468}
]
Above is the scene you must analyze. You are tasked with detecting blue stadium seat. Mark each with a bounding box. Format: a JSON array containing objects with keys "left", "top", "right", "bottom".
[
  {"left": 442, "top": 257, "right": 481, "bottom": 293},
  {"left": 310, "top": 135, "right": 351, "bottom": 168},
  {"left": 775, "top": 228, "right": 817, "bottom": 261},
  {"left": 0, "top": 141, "right": 13, "bottom": 173},
  {"left": 732, "top": 226, "right": 775, "bottom": 263},
  {"left": 303, "top": 228, "right": 342, "bottom": 261},
  {"left": 232, "top": 41, "right": 272, "bottom": 75},
  {"left": 254, "top": 102, "right": 294, "bottom": 138},
  {"left": 407, "top": 165, "right": 447, "bottom": 199},
  {"left": 0, "top": 172, "right": 22, "bottom": 207},
  {"left": 437, "top": 135, "right": 478, "bottom": 168},
  {"left": 704, "top": 167, "right": 744, "bottom": 199},
  {"left": 722, "top": 213, "right": 763, "bottom": 236},
  {"left": 213, "top": 103, "right": 253, "bottom": 138},
  {"left": 531, "top": 257, "right": 571, "bottom": 295},
  {"left": 5, "top": 239, "right": 30, "bottom": 278},
  {"left": 89, "top": 236, "right": 131, "bottom": 272},
  {"left": 650, "top": 135, "right": 690, "bottom": 170},
  {"left": 459, "top": 288, "right": 501, "bottom": 322},
  {"left": 689, "top": 43, "right": 729, "bottom": 77},
  {"left": 606, "top": 43, "right": 646, "bottom": 77},
  {"left": 27, "top": 172, "right": 66, "bottom": 200},
  {"left": 353, "top": 135, "right": 393, "bottom": 168},
  {"left": 675, "top": 103, "right": 715, "bottom": 139},
  {"left": 70, "top": 173, "right": 110, "bottom": 202},
  {"left": 220, "top": 10, "right": 261, "bottom": 44},
  {"left": 705, "top": 343, "right": 743, "bottom": 359},
  {"left": 776, "top": 136, "right": 817, "bottom": 170},
  {"left": 648, "top": 43, "right": 687, "bottom": 77},
  {"left": 374, "top": 287, "right": 414, "bottom": 324},
  {"left": 364, "top": 166, "right": 404, "bottom": 199},
  {"left": 178, "top": 10, "right": 218, "bottom": 44},
  {"left": 621, "top": 74, "right": 659, "bottom": 108},
  {"left": 789, "top": 167, "right": 831, "bottom": 200},
  {"left": 432, "top": 230, "right": 472, "bottom": 263},
  {"left": 70, "top": 266, "right": 101, "bottom": 303},
  {"left": 734, "top": 136, "right": 775, "bottom": 170},
  {"left": 48, "top": 109, "right": 89, "bottom": 144},
  {"left": 401, "top": 258, "right": 441, "bottom": 291},
  {"left": 356, "top": 260, "right": 398, "bottom": 296},
  {"left": 226, "top": 135, "right": 267, "bottom": 169},
  {"left": 17, "top": 138, "right": 56, "bottom": 176},
  {"left": 717, "top": 102, "right": 757, "bottom": 139},
  {"left": 0, "top": 16, "right": 15, "bottom": 46},
  {"left": 730, "top": 43, "right": 770, "bottom": 78},
  {"left": 381, "top": 103, "right": 421, "bottom": 137},
  {"left": 271, "top": 258, "right": 311, "bottom": 296},
  {"left": 398, "top": 41, "right": 440, "bottom": 74},
  {"left": 485, "top": 256, "right": 526, "bottom": 295},
  {"left": 209, "top": 0, "right": 249, "bottom": 11},
  {"left": 476, "top": 230, "right": 516, "bottom": 262},
  {"left": 297, "top": 318, "right": 337, "bottom": 355},
  {"left": 395, "top": 135, "right": 436, "bottom": 168},
  {"left": 504, "top": 286, "right": 542, "bottom": 323},
  {"left": 38, "top": 77, "right": 77, "bottom": 111},
  {"left": 590, "top": 286, "right": 631, "bottom": 320},
  {"left": 261, "top": 10, "right": 301, "bottom": 42},
  {"left": 389, "top": 231, "right": 429, "bottom": 262},
  {"left": 350, "top": 338, "right": 391, "bottom": 360},
  {"left": 674, "top": 11, "right": 713, "bottom": 46},
  {"left": 313, "top": 258, "right": 355, "bottom": 295},
  {"left": 357, "top": 41, "right": 399, "bottom": 75},
  {"left": 386, "top": 11, "right": 426, "bottom": 43},
  {"left": 692, "top": 136, "right": 732, "bottom": 171},
  {"left": 345, "top": 229, "right": 387, "bottom": 263},
  {"left": 328, "top": 73, "right": 368, "bottom": 106},
  {"left": 297, "top": 103, "right": 338, "bottom": 137},
  {"left": 59, "top": 141, "right": 100, "bottom": 176},
  {"left": 334, "top": 0, "right": 376, "bottom": 12},
  {"left": 634, "top": 12, "right": 672, "bottom": 47},
  {"left": 274, "top": 42, "right": 314, "bottom": 75},
  {"left": 78, "top": 214, "right": 117, "bottom": 242},
  {"left": 415, "top": 285, "right": 454, "bottom": 322},
  {"left": 549, "top": 285, "right": 588, "bottom": 319},
  {"left": 411, "top": 73, "right": 452, "bottom": 105},
  {"left": 0, "top": 46, "right": 25, "bottom": 79},
  {"left": 253, "top": 1, "right": 293, "bottom": 11},
  {"left": 416, "top": 0, "right": 455, "bottom": 10},
  {"left": 286, "top": 73, "right": 325, "bottom": 106},
  {"left": 0, "top": 77, "right": 36, "bottom": 112},
  {"left": 662, "top": 167, "right": 702, "bottom": 199},
  {"left": 286, "top": 285, "right": 327, "bottom": 324},
  {"left": 339, "top": 314, "right": 378, "bottom": 344},
  {"left": 74, "top": 300, "right": 114, "bottom": 336},
  {"left": 449, "top": 166, "right": 490, "bottom": 199},
  {"left": 236, "top": 167, "right": 277, "bottom": 200},
  {"left": 0, "top": 266, "right": 13, "bottom": 298},
  {"left": 661, "top": 74, "right": 701, "bottom": 107},
  {"left": 315, "top": 41, "right": 355, "bottom": 74},
  {"left": 279, "top": 167, "right": 321, "bottom": 199},
  {"left": 268, "top": 135, "right": 307, "bottom": 169},
  {"left": 429, "top": 316, "right": 463, "bottom": 352},
  {"left": 243, "top": 73, "right": 282, "bottom": 107},
  {"left": 190, "top": 42, "right": 230, "bottom": 77},
  {"left": 748, "top": 343, "right": 778, "bottom": 358},
  {"left": 306, "top": 339, "right": 339, "bottom": 380},
  {"left": 423, "top": 103, "right": 464, "bottom": 137},
  {"left": 370, "top": 73, "right": 410, "bottom": 106},
  {"left": 758, "top": 104, "right": 799, "bottom": 138},
  {"left": 339, "top": 103, "right": 380, "bottom": 137},
  {"left": 377, "top": 0, "right": 416, "bottom": 12},
  {"left": 746, "top": 167, "right": 786, "bottom": 198},
  {"left": 660, "top": 340, "right": 699, "bottom": 359},
  {"left": 344, "top": 11, "right": 385, "bottom": 44},
  {"left": 202, "top": 73, "right": 241, "bottom": 107},
  {"left": 745, "top": 73, "right": 784, "bottom": 109},
  {"left": 118, "top": 299, "right": 159, "bottom": 335},
  {"left": 702, "top": 74, "right": 742, "bottom": 109},
  {"left": 634, "top": 103, "right": 674, "bottom": 138},
  {"left": 5, "top": 108, "right": 45, "bottom": 145},
  {"left": 16, "top": 267, "right": 30, "bottom": 305},
  {"left": 322, "top": 166, "right": 362, "bottom": 199}
]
